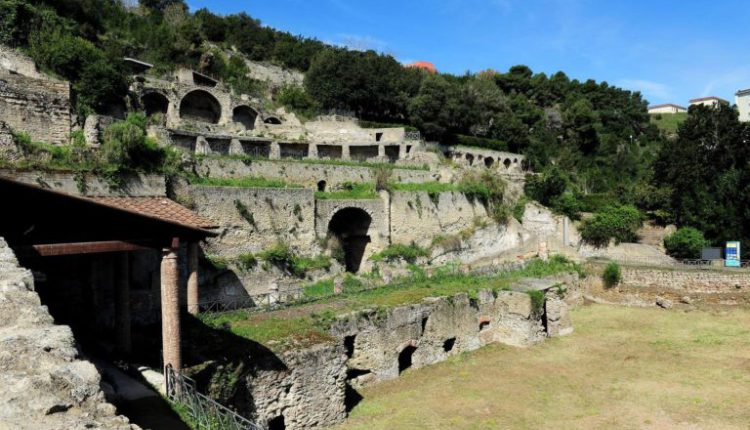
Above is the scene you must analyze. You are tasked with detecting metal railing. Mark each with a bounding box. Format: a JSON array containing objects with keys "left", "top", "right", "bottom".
[
  {"left": 166, "top": 365, "right": 261, "bottom": 430},
  {"left": 588, "top": 255, "right": 750, "bottom": 270}
]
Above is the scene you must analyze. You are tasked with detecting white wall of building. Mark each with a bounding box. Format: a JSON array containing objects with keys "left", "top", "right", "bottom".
[{"left": 736, "top": 90, "right": 750, "bottom": 122}]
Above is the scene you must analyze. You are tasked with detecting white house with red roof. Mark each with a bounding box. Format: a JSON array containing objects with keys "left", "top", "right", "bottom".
[{"left": 688, "top": 96, "right": 729, "bottom": 108}]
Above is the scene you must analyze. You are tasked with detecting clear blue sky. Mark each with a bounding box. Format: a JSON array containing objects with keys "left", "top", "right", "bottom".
[{"left": 186, "top": 0, "right": 750, "bottom": 106}]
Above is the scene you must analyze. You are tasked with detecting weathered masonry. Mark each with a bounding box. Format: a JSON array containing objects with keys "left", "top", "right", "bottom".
[
  {"left": 446, "top": 145, "right": 525, "bottom": 173},
  {"left": 0, "top": 46, "right": 71, "bottom": 145},
  {"left": 0, "top": 177, "right": 216, "bottom": 375}
]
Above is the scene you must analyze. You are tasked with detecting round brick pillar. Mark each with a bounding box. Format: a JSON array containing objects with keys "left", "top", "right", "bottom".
[
  {"left": 187, "top": 242, "right": 199, "bottom": 315},
  {"left": 161, "top": 246, "right": 181, "bottom": 372}
]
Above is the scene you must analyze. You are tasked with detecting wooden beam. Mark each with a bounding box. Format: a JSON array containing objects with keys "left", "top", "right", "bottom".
[{"left": 23, "top": 240, "right": 154, "bottom": 257}]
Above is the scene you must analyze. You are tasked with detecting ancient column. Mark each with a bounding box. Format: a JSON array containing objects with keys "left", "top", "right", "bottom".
[
  {"left": 114, "top": 252, "right": 131, "bottom": 355},
  {"left": 269, "top": 141, "right": 281, "bottom": 159},
  {"left": 378, "top": 144, "right": 385, "bottom": 158},
  {"left": 161, "top": 241, "right": 182, "bottom": 372},
  {"left": 341, "top": 144, "right": 351, "bottom": 160},
  {"left": 398, "top": 143, "right": 407, "bottom": 160},
  {"left": 187, "top": 242, "right": 199, "bottom": 315},
  {"left": 307, "top": 143, "right": 318, "bottom": 160}
]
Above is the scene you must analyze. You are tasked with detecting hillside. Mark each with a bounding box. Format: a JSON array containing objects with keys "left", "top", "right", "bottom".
[{"left": 650, "top": 112, "right": 687, "bottom": 135}]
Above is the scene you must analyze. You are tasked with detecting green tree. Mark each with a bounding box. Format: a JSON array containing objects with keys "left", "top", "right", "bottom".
[{"left": 664, "top": 227, "right": 709, "bottom": 259}]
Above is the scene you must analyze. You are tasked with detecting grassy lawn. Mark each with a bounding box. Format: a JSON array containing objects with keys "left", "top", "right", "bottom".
[
  {"left": 340, "top": 304, "right": 750, "bottom": 430},
  {"left": 199, "top": 258, "right": 581, "bottom": 351},
  {"left": 650, "top": 112, "right": 688, "bottom": 134},
  {"left": 315, "top": 182, "right": 379, "bottom": 200}
]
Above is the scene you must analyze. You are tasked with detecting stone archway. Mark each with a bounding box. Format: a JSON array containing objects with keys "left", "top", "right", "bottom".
[
  {"left": 328, "top": 207, "right": 372, "bottom": 273},
  {"left": 179, "top": 90, "right": 221, "bottom": 124},
  {"left": 141, "top": 92, "right": 169, "bottom": 118},
  {"left": 233, "top": 105, "right": 258, "bottom": 130}
]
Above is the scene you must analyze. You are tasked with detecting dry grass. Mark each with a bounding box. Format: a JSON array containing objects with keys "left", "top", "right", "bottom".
[{"left": 340, "top": 304, "right": 750, "bottom": 430}]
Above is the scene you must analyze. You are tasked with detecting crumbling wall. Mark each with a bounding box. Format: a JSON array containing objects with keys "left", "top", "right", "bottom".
[
  {"left": 244, "top": 342, "right": 347, "bottom": 430},
  {"left": 187, "top": 185, "right": 316, "bottom": 256},
  {"left": 619, "top": 265, "right": 750, "bottom": 293},
  {"left": 0, "top": 69, "right": 71, "bottom": 145},
  {"left": 0, "top": 238, "right": 136, "bottom": 430},
  {"left": 240, "top": 284, "right": 572, "bottom": 430},
  {"left": 389, "top": 191, "right": 489, "bottom": 248}
]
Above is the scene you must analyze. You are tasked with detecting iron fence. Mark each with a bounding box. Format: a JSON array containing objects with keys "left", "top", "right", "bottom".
[{"left": 166, "top": 365, "right": 261, "bottom": 430}]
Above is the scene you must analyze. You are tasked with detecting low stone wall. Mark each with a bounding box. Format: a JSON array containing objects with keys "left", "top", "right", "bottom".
[
  {"left": 0, "top": 238, "right": 136, "bottom": 429},
  {"left": 0, "top": 169, "right": 166, "bottom": 197},
  {"left": 196, "top": 158, "right": 439, "bottom": 189},
  {"left": 619, "top": 265, "right": 750, "bottom": 294}
]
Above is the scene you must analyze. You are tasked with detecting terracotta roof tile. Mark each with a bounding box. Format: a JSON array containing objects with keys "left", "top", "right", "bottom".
[{"left": 88, "top": 196, "right": 218, "bottom": 230}]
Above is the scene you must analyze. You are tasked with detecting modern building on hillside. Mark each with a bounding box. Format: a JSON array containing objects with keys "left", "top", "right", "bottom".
[
  {"left": 736, "top": 89, "right": 750, "bottom": 122},
  {"left": 648, "top": 103, "right": 687, "bottom": 114},
  {"left": 689, "top": 96, "right": 729, "bottom": 108},
  {"left": 406, "top": 61, "right": 438, "bottom": 73}
]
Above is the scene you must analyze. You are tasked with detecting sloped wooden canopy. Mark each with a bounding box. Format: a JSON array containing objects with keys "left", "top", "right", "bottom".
[{"left": 0, "top": 176, "right": 216, "bottom": 257}]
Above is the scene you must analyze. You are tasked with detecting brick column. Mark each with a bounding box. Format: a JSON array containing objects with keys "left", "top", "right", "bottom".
[
  {"left": 187, "top": 242, "right": 199, "bottom": 315},
  {"left": 114, "top": 252, "right": 131, "bottom": 355},
  {"left": 161, "top": 241, "right": 181, "bottom": 372}
]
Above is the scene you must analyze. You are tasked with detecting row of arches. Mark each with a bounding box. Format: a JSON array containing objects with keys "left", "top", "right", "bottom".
[
  {"left": 139, "top": 90, "right": 280, "bottom": 129},
  {"left": 461, "top": 153, "right": 521, "bottom": 170}
]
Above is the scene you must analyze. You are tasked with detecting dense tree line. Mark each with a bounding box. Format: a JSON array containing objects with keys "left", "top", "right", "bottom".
[{"left": 1, "top": 0, "right": 668, "bottom": 224}]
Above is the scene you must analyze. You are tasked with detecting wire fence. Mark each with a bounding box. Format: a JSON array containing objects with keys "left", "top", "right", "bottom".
[{"left": 166, "top": 365, "right": 261, "bottom": 430}]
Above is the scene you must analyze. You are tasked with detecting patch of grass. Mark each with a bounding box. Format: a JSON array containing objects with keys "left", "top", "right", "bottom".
[
  {"left": 390, "top": 182, "right": 460, "bottom": 193},
  {"left": 315, "top": 182, "right": 379, "bottom": 200},
  {"left": 258, "top": 242, "right": 331, "bottom": 278},
  {"left": 205, "top": 255, "right": 229, "bottom": 271},
  {"left": 208, "top": 257, "right": 581, "bottom": 348},
  {"left": 370, "top": 243, "right": 429, "bottom": 264},
  {"left": 188, "top": 175, "right": 303, "bottom": 189},
  {"left": 650, "top": 112, "right": 688, "bottom": 134}
]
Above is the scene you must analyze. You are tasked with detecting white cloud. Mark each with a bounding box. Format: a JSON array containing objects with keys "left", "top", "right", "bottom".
[
  {"left": 328, "top": 34, "right": 388, "bottom": 52},
  {"left": 617, "top": 79, "right": 672, "bottom": 101}
]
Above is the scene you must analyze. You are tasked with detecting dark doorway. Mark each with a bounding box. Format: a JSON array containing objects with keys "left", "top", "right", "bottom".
[
  {"left": 375, "top": 132, "right": 384, "bottom": 142},
  {"left": 398, "top": 345, "right": 417, "bottom": 373},
  {"left": 232, "top": 106, "right": 258, "bottom": 130},
  {"left": 268, "top": 415, "right": 286, "bottom": 430},
  {"left": 466, "top": 154, "right": 474, "bottom": 166},
  {"left": 504, "top": 158, "right": 512, "bottom": 169},
  {"left": 264, "top": 116, "right": 282, "bottom": 125},
  {"left": 141, "top": 92, "right": 169, "bottom": 119},
  {"left": 317, "top": 180, "right": 327, "bottom": 192},
  {"left": 443, "top": 337, "right": 456, "bottom": 352},
  {"left": 179, "top": 90, "right": 221, "bottom": 124},
  {"left": 484, "top": 157, "right": 495, "bottom": 168},
  {"left": 328, "top": 208, "right": 372, "bottom": 273}
]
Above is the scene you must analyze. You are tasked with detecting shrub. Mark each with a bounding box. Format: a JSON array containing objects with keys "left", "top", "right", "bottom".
[
  {"left": 602, "top": 262, "right": 621, "bottom": 288},
  {"left": 258, "top": 242, "right": 330, "bottom": 278},
  {"left": 580, "top": 205, "right": 643, "bottom": 247},
  {"left": 374, "top": 166, "right": 392, "bottom": 192},
  {"left": 277, "top": 84, "right": 319, "bottom": 119},
  {"left": 459, "top": 170, "right": 509, "bottom": 223},
  {"left": 527, "top": 290, "right": 545, "bottom": 316},
  {"left": 237, "top": 253, "right": 258, "bottom": 271},
  {"left": 664, "top": 227, "right": 709, "bottom": 259},
  {"left": 371, "top": 243, "right": 429, "bottom": 264}
]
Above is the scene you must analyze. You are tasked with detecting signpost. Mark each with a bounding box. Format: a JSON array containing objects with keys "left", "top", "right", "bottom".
[{"left": 725, "top": 241, "right": 741, "bottom": 267}]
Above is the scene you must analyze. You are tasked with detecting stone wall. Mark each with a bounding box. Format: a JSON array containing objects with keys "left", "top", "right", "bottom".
[
  {"left": 236, "top": 282, "right": 572, "bottom": 430},
  {"left": 0, "top": 170, "right": 166, "bottom": 197},
  {"left": 0, "top": 68, "right": 71, "bottom": 145},
  {"left": 620, "top": 265, "right": 750, "bottom": 294},
  {"left": 187, "top": 185, "right": 316, "bottom": 256},
  {"left": 196, "top": 158, "right": 439, "bottom": 189},
  {"left": 390, "top": 191, "right": 489, "bottom": 248},
  {"left": 0, "top": 238, "right": 136, "bottom": 430}
]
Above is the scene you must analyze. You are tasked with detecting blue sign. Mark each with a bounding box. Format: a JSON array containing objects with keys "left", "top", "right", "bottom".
[{"left": 725, "top": 241, "right": 741, "bottom": 267}]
